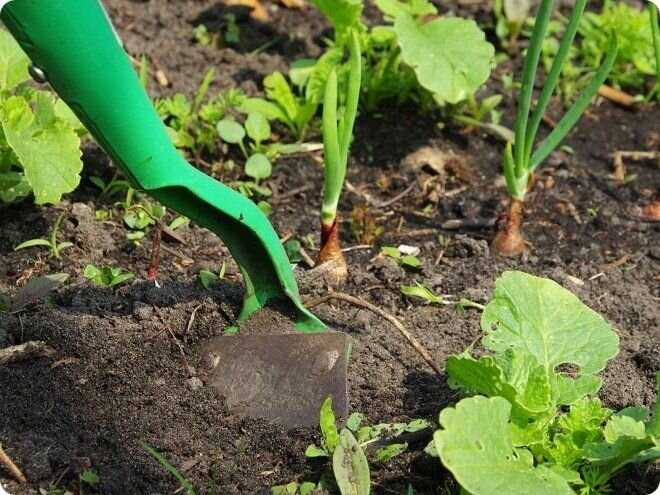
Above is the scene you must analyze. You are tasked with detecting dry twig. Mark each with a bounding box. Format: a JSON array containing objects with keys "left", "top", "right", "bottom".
[
  {"left": 305, "top": 291, "right": 443, "bottom": 377},
  {"left": 0, "top": 445, "right": 27, "bottom": 484}
]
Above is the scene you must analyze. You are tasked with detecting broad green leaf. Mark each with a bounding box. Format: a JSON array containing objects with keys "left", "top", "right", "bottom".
[
  {"left": 448, "top": 353, "right": 552, "bottom": 416},
  {"left": 245, "top": 153, "right": 272, "bottom": 181},
  {"left": 320, "top": 397, "right": 340, "bottom": 452},
  {"left": 333, "top": 429, "right": 370, "bottom": 495},
  {"left": 434, "top": 396, "right": 574, "bottom": 495},
  {"left": 375, "top": 0, "right": 437, "bottom": 20},
  {"left": 481, "top": 271, "right": 619, "bottom": 400},
  {"left": 604, "top": 415, "right": 647, "bottom": 442},
  {"left": 2, "top": 96, "right": 83, "bottom": 204},
  {"left": 245, "top": 112, "right": 271, "bottom": 144},
  {"left": 395, "top": 14, "right": 494, "bottom": 104},
  {"left": 375, "top": 443, "right": 407, "bottom": 462},
  {"left": 217, "top": 118, "right": 245, "bottom": 144},
  {"left": 310, "top": 0, "right": 364, "bottom": 35},
  {"left": 0, "top": 29, "right": 30, "bottom": 91}
]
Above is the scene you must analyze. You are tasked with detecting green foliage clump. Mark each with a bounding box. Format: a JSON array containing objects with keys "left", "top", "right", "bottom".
[
  {"left": 543, "top": 1, "right": 659, "bottom": 100},
  {"left": 436, "top": 271, "right": 660, "bottom": 495},
  {"left": 0, "top": 29, "right": 85, "bottom": 205},
  {"left": 305, "top": 0, "right": 494, "bottom": 112}
]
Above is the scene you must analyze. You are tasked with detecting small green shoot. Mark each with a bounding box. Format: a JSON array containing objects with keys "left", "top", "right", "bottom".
[
  {"left": 144, "top": 445, "right": 197, "bottom": 495},
  {"left": 15, "top": 211, "right": 73, "bottom": 259},
  {"left": 381, "top": 246, "right": 421, "bottom": 269},
  {"left": 199, "top": 263, "right": 226, "bottom": 290},
  {"left": 650, "top": 2, "right": 660, "bottom": 96},
  {"left": 400, "top": 282, "right": 449, "bottom": 305},
  {"left": 493, "top": 0, "right": 618, "bottom": 255},
  {"left": 84, "top": 265, "right": 134, "bottom": 288}
]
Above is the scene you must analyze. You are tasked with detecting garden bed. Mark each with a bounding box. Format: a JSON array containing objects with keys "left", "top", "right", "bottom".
[{"left": 0, "top": 0, "right": 659, "bottom": 493}]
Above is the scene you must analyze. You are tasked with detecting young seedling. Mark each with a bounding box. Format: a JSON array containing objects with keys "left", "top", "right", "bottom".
[
  {"left": 493, "top": 0, "right": 618, "bottom": 255},
  {"left": 381, "top": 245, "right": 422, "bottom": 270},
  {"left": 649, "top": 1, "right": 660, "bottom": 96},
  {"left": 14, "top": 211, "right": 73, "bottom": 259},
  {"left": 318, "top": 31, "right": 362, "bottom": 282},
  {"left": 84, "top": 265, "right": 134, "bottom": 288}
]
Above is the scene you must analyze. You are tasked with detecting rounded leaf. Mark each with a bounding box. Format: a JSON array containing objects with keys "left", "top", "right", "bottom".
[
  {"left": 245, "top": 112, "right": 271, "bottom": 143},
  {"left": 217, "top": 118, "right": 245, "bottom": 143},
  {"left": 395, "top": 14, "right": 494, "bottom": 104},
  {"left": 245, "top": 153, "right": 272, "bottom": 181}
]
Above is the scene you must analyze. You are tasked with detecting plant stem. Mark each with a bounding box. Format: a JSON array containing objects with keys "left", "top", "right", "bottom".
[
  {"left": 524, "top": 0, "right": 587, "bottom": 160},
  {"left": 147, "top": 220, "right": 163, "bottom": 281},
  {"left": 513, "top": 0, "right": 555, "bottom": 173},
  {"left": 650, "top": 4, "right": 660, "bottom": 95},
  {"left": 492, "top": 198, "right": 526, "bottom": 256}
]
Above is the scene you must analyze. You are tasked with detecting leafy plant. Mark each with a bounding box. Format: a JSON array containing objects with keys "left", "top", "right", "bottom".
[
  {"left": 492, "top": 0, "right": 618, "bottom": 255},
  {"left": 317, "top": 30, "right": 362, "bottom": 283},
  {"left": 433, "top": 271, "right": 660, "bottom": 495},
  {"left": 240, "top": 70, "right": 318, "bottom": 141},
  {"left": 84, "top": 265, "right": 134, "bottom": 288},
  {"left": 15, "top": 211, "right": 73, "bottom": 258},
  {"left": 381, "top": 245, "right": 421, "bottom": 269},
  {"left": 541, "top": 1, "right": 659, "bottom": 102},
  {"left": 0, "top": 29, "right": 84, "bottom": 204},
  {"left": 276, "top": 398, "right": 430, "bottom": 494},
  {"left": 494, "top": 0, "right": 532, "bottom": 47},
  {"left": 194, "top": 15, "right": 240, "bottom": 48},
  {"left": 156, "top": 70, "right": 245, "bottom": 156},
  {"left": 306, "top": 0, "right": 494, "bottom": 111},
  {"left": 198, "top": 263, "right": 226, "bottom": 290}
]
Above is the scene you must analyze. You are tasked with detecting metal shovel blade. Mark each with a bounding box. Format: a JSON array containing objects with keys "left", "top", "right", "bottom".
[{"left": 200, "top": 332, "right": 351, "bottom": 428}]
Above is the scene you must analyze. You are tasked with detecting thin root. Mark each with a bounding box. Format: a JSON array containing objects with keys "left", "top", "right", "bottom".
[{"left": 305, "top": 291, "right": 443, "bottom": 377}]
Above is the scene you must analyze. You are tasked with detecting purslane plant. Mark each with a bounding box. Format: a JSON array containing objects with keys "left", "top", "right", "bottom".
[
  {"left": 318, "top": 30, "right": 362, "bottom": 282},
  {"left": 493, "top": 0, "right": 618, "bottom": 255}
]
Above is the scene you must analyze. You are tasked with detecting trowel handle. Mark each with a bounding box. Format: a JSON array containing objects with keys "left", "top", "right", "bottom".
[{"left": 0, "top": 0, "right": 325, "bottom": 332}]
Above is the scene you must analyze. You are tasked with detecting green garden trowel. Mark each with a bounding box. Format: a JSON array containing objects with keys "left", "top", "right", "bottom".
[{"left": 0, "top": 0, "right": 349, "bottom": 426}]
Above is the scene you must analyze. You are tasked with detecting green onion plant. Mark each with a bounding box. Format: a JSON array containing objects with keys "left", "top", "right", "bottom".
[
  {"left": 318, "top": 30, "right": 362, "bottom": 281},
  {"left": 493, "top": 0, "right": 618, "bottom": 255},
  {"left": 650, "top": 2, "right": 660, "bottom": 96}
]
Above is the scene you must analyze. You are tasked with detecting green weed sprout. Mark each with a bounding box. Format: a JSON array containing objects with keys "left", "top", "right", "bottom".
[
  {"left": 14, "top": 211, "right": 73, "bottom": 259},
  {"left": 493, "top": 0, "right": 618, "bottom": 255},
  {"left": 318, "top": 30, "right": 362, "bottom": 281},
  {"left": 650, "top": 2, "right": 660, "bottom": 96}
]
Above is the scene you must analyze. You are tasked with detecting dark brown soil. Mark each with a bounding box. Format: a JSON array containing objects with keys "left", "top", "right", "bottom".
[{"left": 1, "top": 0, "right": 659, "bottom": 494}]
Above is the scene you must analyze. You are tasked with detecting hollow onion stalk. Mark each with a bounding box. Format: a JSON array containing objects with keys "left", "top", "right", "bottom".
[
  {"left": 318, "top": 30, "right": 362, "bottom": 276},
  {"left": 494, "top": 0, "right": 618, "bottom": 255}
]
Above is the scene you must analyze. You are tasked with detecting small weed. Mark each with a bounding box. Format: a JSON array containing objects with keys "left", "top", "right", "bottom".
[
  {"left": 84, "top": 265, "right": 134, "bottom": 288},
  {"left": 15, "top": 211, "right": 73, "bottom": 259},
  {"left": 381, "top": 245, "right": 422, "bottom": 269}
]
